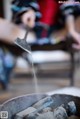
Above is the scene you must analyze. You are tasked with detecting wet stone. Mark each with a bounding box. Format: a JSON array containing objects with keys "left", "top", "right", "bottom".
[
  {"left": 36, "top": 112, "right": 54, "bottom": 119},
  {"left": 15, "top": 107, "right": 36, "bottom": 119}
]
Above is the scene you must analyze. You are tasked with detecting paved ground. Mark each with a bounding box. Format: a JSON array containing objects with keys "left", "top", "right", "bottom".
[{"left": 0, "top": 66, "right": 80, "bottom": 104}]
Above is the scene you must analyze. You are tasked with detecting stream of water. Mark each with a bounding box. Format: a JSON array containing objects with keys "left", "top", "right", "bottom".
[{"left": 30, "top": 53, "right": 41, "bottom": 99}]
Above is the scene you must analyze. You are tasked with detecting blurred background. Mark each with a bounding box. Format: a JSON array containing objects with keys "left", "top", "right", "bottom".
[{"left": 0, "top": 0, "right": 80, "bottom": 104}]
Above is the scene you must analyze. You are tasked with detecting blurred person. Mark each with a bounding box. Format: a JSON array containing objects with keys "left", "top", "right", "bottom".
[
  {"left": 0, "top": 0, "right": 39, "bottom": 89},
  {"left": 58, "top": 0, "right": 80, "bottom": 50},
  {"left": 34, "top": 0, "right": 80, "bottom": 49},
  {"left": 0, "top": 1, "right": 39, "bottom": 43}
]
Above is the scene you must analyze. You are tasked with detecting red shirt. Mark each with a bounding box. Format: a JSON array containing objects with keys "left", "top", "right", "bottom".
[{"left": 38, "top": 0, "right": 59, "bottom": 26}]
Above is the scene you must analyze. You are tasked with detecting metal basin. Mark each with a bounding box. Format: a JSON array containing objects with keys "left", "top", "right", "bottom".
[
  {"left": 0, "top": 94, "right": 47, "bottom": 119},
  {"left": 0, "top": 94, "right": 80, "bottom": 119}
]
